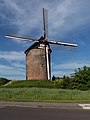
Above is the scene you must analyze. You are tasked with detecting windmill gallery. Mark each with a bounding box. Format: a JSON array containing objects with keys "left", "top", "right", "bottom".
[{"left": 5, "top": 8, "right": 78, "bottom": 80}]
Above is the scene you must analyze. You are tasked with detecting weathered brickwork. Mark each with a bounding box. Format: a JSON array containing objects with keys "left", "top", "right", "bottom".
[{"left": 25, "top": 44, "right": 48, "bottom": 80}]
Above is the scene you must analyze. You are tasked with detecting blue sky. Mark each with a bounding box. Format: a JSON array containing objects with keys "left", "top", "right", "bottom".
[{"left": 0, "top": 0, "right": 90, "bottom": 80}]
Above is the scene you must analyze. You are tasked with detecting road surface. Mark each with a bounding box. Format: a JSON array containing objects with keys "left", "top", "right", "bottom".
[{"left": 0, "top": 106, "right": 90, "bottom": 120}]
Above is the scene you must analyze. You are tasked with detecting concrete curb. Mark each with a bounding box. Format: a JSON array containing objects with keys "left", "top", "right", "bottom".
[{"left": 0, "top": 101, "right": 82, "bottom": 109}]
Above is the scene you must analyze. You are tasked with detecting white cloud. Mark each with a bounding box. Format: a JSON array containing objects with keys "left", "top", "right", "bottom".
[
  {"left": 0, "top": 51, "right": 25, "bottom": 61},
  {"left": 53, "top": 62, "right": 90, "bottom": 70},
  {"left": 49, "top": 0, "right": 90, "bottom": 37},
  {"left": 1, "top": 0, "right": 90, "bottom": 37},
  {"left": 52, "top": 70, "right": 72, "bottom": 77},
  {"left": 11, "top": 62, "right": 25, "bottom": 69},
  {"left": 1, "top": 0, "right": 42, "bottom": 35},
  {"left": 0, "top": 64, "right": 26, "bottom": 79},
  {"left": 0, "top": 51, "right": 26, "bottom": 79},
  {"left": 0, "top": 64, "right": 25, "bottom": 75},
  {"left": 0, "top": 64, "right": 26, "bottom": 80},
  {"left": 51, "top": 60, "right": 90, "bottom": 77}
]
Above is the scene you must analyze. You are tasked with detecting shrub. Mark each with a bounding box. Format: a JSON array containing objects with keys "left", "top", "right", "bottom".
[
  {"left": 53, "top": 66, "right": 90, "bottom": 90},
  {"left": 0, "top": 77, "right": 10, "bottom": 86},
  {"left": 70, "top": 66, "right": 90, "bottom": 90},
  {"left": 54, "top": 78, "right": 64, "bottom": 88}
]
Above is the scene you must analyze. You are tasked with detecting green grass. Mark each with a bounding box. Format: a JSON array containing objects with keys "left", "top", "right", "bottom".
[
  {"left": 0, "top": 88, "right": 90, "bottom": 103},
  {"left": 3, "top": 80, "right": 55, "bottom": 88},
  {"left": 0, "top": 80, "right": 90, "bottom": 103}
]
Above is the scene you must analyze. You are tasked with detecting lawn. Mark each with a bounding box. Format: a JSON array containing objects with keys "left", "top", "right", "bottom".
[{"left": 0, "top": 88, "right": 90, "bottom": 103}]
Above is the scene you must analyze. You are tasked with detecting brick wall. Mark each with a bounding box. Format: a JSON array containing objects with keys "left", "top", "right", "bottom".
[{"left": 26, "top": 45, "right": 48, "bottom": 80}]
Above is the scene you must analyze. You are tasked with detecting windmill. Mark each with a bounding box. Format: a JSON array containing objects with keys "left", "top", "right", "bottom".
[{"left": 5, "top": 8, "right": 77, "bottom": 80}]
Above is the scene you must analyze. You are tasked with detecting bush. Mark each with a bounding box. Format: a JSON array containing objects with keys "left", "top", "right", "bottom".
[
  {"left": 53, "top": 66, "right": 90, "bottom": 90},
  {"left": 54, "top": 76, "right": 71, "bottom": 89},
  {"left": 54, "top": 78, "right": 64, "bottom": 88},
  {"left": 70, "top": 66, "right": 90, "bottom": 90},
  {"left": 0, "top": 77, "right": 10, "bottom": 86}
]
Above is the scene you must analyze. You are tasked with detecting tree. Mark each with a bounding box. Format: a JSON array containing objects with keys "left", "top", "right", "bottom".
[
  {"left": 70, "top": 66, "right": 90, "bottom": 90},
  {"left": 52, "top": 75, "right": 56, "bottom": 81}
]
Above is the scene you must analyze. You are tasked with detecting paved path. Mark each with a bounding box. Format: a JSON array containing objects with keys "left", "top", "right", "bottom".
[
  {"left": 0, "top": 101, "right": 90, "bottom": 109},
  {"left": 0, "top": 101, "right": 81, "bottom": 109}
]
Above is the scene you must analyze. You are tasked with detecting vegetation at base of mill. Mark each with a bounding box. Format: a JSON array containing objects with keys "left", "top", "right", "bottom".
[
  {"left": 3, "top": 80, "right": 55, "bottom": 88},
  {"left": 0, "top": 88, "right": 90, "bottom": 103},
  {"left": 0, "top": 66, "right": 90, "bottom": 91},
  {"left": 53, "top": 66, "right": 90, "bottom": 91}
]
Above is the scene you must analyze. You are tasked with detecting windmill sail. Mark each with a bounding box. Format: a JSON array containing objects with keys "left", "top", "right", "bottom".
[
  {"left": 43, "top": 8, "right": 48, "bottom": 39},
  {"left": 5, "top": 35, "right": 77, "bottom": 47},
  {"left": 43, "top": 8, "right": 50, "bottom": 80},
  {"left": 5, "top": 35, "right": 39, "bottom": 42},
  {"left": 48, "top": 40, "right": 77, "bottom": 47},
  {"left": 46, "top": 45, "right": 51, "bottom": 80}
]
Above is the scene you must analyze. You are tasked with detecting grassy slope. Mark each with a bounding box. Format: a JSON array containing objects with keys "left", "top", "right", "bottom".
[
  {"left": 3, "top": 80, "right": 55, "bottom": 88},
  {"left": 0, "top": 88, "right": 90, "bottom": 103},
  {"left": 0, "top": 80, "right": 90, "bottom": 103}
]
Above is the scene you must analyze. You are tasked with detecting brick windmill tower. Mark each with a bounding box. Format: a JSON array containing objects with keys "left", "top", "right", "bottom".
[{"left": 5, "top": 8, "right": 77, "bottom": 80}]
